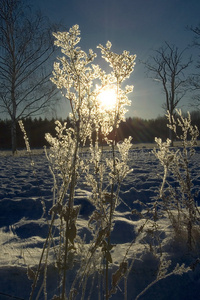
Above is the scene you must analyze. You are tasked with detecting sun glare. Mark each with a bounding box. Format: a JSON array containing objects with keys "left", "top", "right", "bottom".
[{"left": 97, "top": 86, "right": 117, "bottom": 110}]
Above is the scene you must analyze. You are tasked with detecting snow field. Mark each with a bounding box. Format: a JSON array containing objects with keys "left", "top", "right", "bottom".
[{"left": 0, "top": 147, "right": 200, "bottom": 299}]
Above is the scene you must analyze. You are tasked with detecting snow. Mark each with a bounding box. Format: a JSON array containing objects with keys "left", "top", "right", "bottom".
[{"left": 0, "top": 147, "right": 200, "bottom": 299}]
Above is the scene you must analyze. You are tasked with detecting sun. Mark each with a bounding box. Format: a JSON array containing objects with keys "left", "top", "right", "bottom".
[{"left": 97, "top": 86, "right": 117, "bottom": 111}]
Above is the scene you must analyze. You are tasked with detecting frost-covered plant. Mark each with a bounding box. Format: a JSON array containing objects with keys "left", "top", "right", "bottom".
[
  {"left": 28, "top": 25, "right": 136, "bottom": 300},
  {"left": 96, "top": 42, "right": 135, "bottom": 136},
  {"left": 153, "top": 109, "right": 200, "bottom": 250},
  {"left": 82, "top": 41, "right": 135, "bottom": 300},
  {"left": 135, "top": 258, "right": 190, "bottom": 300},
  {"left": 84, "top": 136, "right": 133, "bottom": 299}
]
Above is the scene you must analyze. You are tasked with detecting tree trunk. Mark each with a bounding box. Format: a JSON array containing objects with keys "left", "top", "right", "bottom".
[
  {"left": 168, "top": 108, "right": 174, "bottom": 147},
  {"left": 11, "top": 118, "right": 17, "bottom": 155},
  {"left": 11, "top": 62, "right": 17, "bottom": 154},
  {"left": 169, "top": 127, "right": 174, "bottom": 147}
]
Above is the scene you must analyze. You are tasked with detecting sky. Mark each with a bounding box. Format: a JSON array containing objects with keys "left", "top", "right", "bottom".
[{"left": 34, "top": 0, "right": 200, "bottom": 120}]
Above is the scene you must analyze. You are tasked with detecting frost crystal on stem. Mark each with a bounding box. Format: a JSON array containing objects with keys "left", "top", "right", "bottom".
[{"left": 154, "top": 109, "right": 200, "bottom": 250}]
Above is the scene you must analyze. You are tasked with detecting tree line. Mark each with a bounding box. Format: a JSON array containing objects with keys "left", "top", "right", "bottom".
[{"left": 1, "top": 111, "right": 200, "bottom": 150}]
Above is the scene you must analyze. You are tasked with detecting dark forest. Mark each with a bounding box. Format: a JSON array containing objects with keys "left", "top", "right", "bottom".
[{"left": 1, "top": 111, "right": 200, "bottom": 150}]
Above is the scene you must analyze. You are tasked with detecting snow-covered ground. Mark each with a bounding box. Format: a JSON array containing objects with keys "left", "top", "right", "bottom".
[{"left": 0, "top": 146, "right": 200, "bottom": 300}]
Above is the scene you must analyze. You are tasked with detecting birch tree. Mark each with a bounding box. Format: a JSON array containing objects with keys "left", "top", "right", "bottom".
[
  {"left": 0, "top": 0, "right": 58, "bottom": 153},
  {"left": 144, "top": 42, "right": 192, "bottom": 143},
  {"left": 188, "top": 24, "right": 200, "bottom": 109}
]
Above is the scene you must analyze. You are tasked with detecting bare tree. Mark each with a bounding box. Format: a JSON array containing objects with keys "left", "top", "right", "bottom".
[
  {"left": 0, "top": 0, "right": 59, "bottom": 153},
  {"left": 144, "top": 42, "right": 192, "bottom": 143},
  {"left": 188, "top": 24, "right": 200, "bottom": 109}
]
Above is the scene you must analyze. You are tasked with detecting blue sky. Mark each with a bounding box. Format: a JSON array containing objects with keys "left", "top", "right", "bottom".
[{"left": 34, "top": 0, "right": 200, "bottom": 119}]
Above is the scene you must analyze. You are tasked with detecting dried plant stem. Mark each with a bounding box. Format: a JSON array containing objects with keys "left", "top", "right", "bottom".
[{"left": 29, "top": 213, "right": 56, "bottom": 300}]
